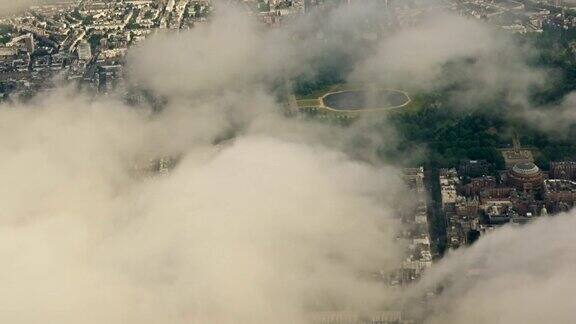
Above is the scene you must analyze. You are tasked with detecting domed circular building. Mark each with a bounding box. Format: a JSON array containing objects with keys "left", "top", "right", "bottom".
[{"left": 507, "top": 162, "right": 543, "bottom": 192}]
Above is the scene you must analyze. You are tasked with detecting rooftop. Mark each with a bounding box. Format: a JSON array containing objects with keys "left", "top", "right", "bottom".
[{"left": 512, "top": 162, "right": 540, "bottom": 176}]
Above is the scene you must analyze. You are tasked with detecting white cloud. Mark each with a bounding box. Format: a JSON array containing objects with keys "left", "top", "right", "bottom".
[{"left": 415, "top": 213, "right": 576, "bottom": 324}]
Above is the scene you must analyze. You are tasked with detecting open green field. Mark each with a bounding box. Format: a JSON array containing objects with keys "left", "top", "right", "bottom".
[{"left": 296, "top": 99, "right": 321, "bottom": 108}]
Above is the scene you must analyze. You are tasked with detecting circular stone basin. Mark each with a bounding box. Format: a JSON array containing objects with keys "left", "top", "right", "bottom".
[{"left": 322, "top": 89, "right": 410, "bottom": 111}]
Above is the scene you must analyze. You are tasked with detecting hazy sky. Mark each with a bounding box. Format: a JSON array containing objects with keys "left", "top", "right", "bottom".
[{"left": 0, "top": 0, "right": 35, "bottom": 14}]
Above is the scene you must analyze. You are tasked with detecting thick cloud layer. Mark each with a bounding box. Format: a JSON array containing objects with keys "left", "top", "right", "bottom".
[
  {"left": 127, "top": 7, "right": 279, "bottom": 97},
  {"left": 0, "top": 4, "right": 407, "bottom": 319},
  {"left": 353, "top": 13, "right": 545, "bottom": 107},
  {"left": 416, "top": 212, "right": 576, "bottom": 324},
  {"left": 0, "top": 89, "right": 404, "bottom": 323}
]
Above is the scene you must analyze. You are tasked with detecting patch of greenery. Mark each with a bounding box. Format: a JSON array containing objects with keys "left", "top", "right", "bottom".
[
  {"left": 87, "top": 34, "right": 104, "bottom": 51},
  {"left": 294, "top": 24, "right": 576, "bottom": 170}
]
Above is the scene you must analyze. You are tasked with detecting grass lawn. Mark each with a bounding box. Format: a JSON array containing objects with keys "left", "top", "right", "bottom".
[{"left": 296, "top": 99, "right": 321, "bottom": 107}]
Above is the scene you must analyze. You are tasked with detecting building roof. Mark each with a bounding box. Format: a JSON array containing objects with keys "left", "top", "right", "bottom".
[{"left": 512, "top": 162, "right": 540, "bottom": 176}]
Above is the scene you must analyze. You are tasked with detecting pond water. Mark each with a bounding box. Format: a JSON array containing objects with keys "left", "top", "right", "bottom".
[{"left": 322, "top": 90, "right": 409, "bottom": 111}]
